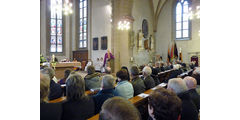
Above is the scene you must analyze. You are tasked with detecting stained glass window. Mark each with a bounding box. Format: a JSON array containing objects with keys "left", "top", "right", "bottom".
[
  {"left": 50, "top": 0, "right": 63, "bottom": 52},
  {"left": 79, "top": 0, "right": 88, "bottom": 48},
  {"left": 176, "top": 0, "right": 190, "bottom": 40}
]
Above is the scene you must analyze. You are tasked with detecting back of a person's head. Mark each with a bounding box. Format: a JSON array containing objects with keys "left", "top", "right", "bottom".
[
  {"left": 139, "top": 65, "right": 145, "bottom": 71},
  {"left": 102, "top": 75, "right": 115, "bottom": 89},
  {"left": 66, "top": 72, "right": 86, "bottom": 101},
  {"left": 183, "top": 76, "right": 197, "bottom": 90},
  {"left": 64, "top": 69, "right": 72, "bottom": 78},
  {"left": 99, "top": 97, "right": 140, "bottom": 120},
  {"left": 148, "top": 87, "right": 182, "bottom": 120},
  {"left": 41, "top": 67, "right": 55, "bottom": 79},
  {"left": 142, "top": 66, "right": 152, "bottom": 76},
  {"left": 121, "top": 66, "right": 129, "bottom": 72},
  {"left": 87, "top": 65, "right": 95, "bottom": 75},
  {"left": 121, "top": 66, "right": 130, "bottom": 80},
  {"left": 167, "top": 78, "right": 188, "bottom": 95},
  {"left": 151, "top": 68, "right": 158, "bottom": 76},
  {"left": 105, "top": 67, "right": 111, "bottom": 74},
  {"left": 40, "top": 73, "right": 50, "bottom": 102},
  {"left": 116, "top": 69, "right": 128, "bottom": 81},
  {"left": 130, "top": 66, "right": 139, "bottom": 76}
]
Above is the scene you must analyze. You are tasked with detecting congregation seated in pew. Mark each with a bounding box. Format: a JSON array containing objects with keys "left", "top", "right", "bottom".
[
  {"left": 130, "top": 66, "right": 146, "bottom": 96},
  {"left": 99, "top": 97, "right": 141, "bottom": 120},
  {"left": 114, "top": 69, "right": 134, "bottom": 99},
  {"left": 92, "top": 75, "right": 115, "bottom": 114},
  {"left": 41, "top": 67, "right": 63, "bottom": 100},
  {"left": 62, "top": 71, "right": 95, "bottom": 120},
  {"left": 84, "top": 65, "right": 101, "bottom": 90},
  {"left": 40, "top": 63, "right": 200, "bottom": 120}
]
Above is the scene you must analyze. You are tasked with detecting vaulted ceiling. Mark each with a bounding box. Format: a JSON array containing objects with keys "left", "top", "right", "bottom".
[{"left": 149, "top": 0, "right": 167, "bottom": 32}]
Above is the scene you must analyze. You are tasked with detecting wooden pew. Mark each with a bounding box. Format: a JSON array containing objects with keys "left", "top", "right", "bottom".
[
  {"left": 48, "top": 89, "right": 99, "bottom": 103},
  {"left": 157, "top": 69, "right": 173, "bottom": 83},
  {"left": 88, "top": 83, "right": 167, "bottom": 120},
  {"left": 178, "top": 69, "right": 193, "bottom": 78}
]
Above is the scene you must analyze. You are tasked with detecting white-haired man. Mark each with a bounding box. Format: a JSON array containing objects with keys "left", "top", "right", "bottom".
[
  {"left": 142, "top": 66, "right": 155, "bottom": 90},
  {"left": 184, "top": 76, "right": 200, "bottom": 111},
  {"left": 92, "top": 75, "right": 115, "bottom": 114},
  {"left": 167, "top": 78, "right": 198, "bottom": 120}
]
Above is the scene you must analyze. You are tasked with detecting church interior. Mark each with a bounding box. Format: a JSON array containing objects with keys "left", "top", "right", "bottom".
[{"left": 40, "top": 0, "right": 200, "bottom": 120}]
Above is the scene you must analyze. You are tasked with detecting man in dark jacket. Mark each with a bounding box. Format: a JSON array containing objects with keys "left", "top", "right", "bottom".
[
  {"left": 130, "top": 66, "right": 146, "bottom": 96},
  {"left": 151, "top": 68, "right": 160, "bottom": 85},
  {"left": 168, "top": 78, "right": 198, "bottom": 120},
  {"left": 142, "top": 66, "right": 155, "bottom": 90},
  {"left": 184, "top": 76, "right": 200, "bottom": 112},
  {"left": 41, "top": 67, "right": 63, "bottom": 100},
  {"left": 92, "top": 75, "right": 115, "bottom": 114}
]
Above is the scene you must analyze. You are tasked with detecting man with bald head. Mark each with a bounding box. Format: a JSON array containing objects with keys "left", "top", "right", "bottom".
[
  {"left": 184, "top": 76, "right": 200, "bottom": 111},
  {"left": 168, "top": 78, "right": 198, "bottom": 120}
]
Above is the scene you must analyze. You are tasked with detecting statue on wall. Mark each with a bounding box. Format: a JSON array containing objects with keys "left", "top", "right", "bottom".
[
  {"left": 137, "top": 30, "right": 143, "bottom": 50},
  {"left": 144, "top": 39, "right": 148, "bottom": 50}
]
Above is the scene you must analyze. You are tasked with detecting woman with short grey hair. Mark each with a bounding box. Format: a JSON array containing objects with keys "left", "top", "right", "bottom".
[{"left": 62, "top": 72, "right": 95, "bottom": 120}]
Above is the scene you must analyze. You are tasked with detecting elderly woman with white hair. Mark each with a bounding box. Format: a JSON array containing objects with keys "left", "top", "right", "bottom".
[
  {"left": 142, "top": 66, "right": 155, "bottom": 90},
  {"left": 167, "top": 78, "right": 198, "bottom": 120}
]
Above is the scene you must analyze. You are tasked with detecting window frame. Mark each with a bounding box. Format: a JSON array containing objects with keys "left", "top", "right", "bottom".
[
  {"left": 174, "top": 0, "right": 192, "bottom": 41},
  {"left": 46, "top": 0, "right": 65, "bottom": 56},
  {"left": 50, "top": 0, "right": 64, "bottom": 53},
  {"left": 77, "top": 0, "right": 88, "bottom": 50}
]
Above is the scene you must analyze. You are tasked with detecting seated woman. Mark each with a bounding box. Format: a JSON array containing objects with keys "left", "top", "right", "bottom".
[
  {"left": 114, "top": 69, "right": 134, "bottom": 99},
  {"left": 41, "top": 67, "right": 63, "bottom": 100},
  {"left": 40, "top": 73, "right": 62, "bottom": 120},
  {"left": 58, "top": 69, "right": 71, "bottom": 85},
  {"left": 148, "top": 87, "right": 182, "bottom": 120},
  {"left": 84, "top": 65, "right": 101, "bottom": 90},
  {"left": 121, "top": 66, "right": 130, "bottom": 81},
  {"left": 62, "top": 72, "right": 95, "bottom": 120}
]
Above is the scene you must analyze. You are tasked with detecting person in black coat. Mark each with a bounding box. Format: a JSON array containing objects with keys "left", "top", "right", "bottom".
[
  {"left": 168, "top": 78, "right": 198, "bottom": 120},
  {"left": 40, "top": 73, "right": 62, "bottom": 120},
  {"left": 92, "top": 75, "right": 115, "bottom": 114},
  {"left": 41, "top": 67, "right": 63, "bottom": 100},
  {"left": 184, "top": 76, "right": 200, "bottom": 111},
  {"left": 62, "top": 72, "right": 95, "bottom": 120},
  {"left": 151, "top": 67, "right": 160, "bottom": 85},
  {"left": 130, "top": 66, "right": 146, "bottom": 96},
  {"left": 142, "top": 66, "right": 155, "bottom": 90}
]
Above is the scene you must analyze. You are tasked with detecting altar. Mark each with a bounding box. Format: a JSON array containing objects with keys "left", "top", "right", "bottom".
[{"left": 51, "top": 62, "right": 81, "bottom": 79}]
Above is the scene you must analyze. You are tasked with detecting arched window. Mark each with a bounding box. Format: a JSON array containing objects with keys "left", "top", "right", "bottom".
[
  {"left": 50, "top": 0, "right": 63, "bottom": 52},
  {"left": 175, "top": 0, "right": 190, "bottom": 40},
  {"left": 79, "top": 0, "right": 88, "bottom": 48}
]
